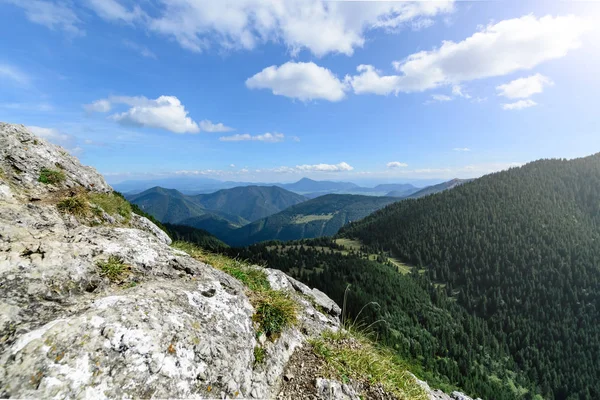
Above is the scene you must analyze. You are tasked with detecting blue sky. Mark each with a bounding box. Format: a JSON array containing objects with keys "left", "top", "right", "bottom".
[{"left": 1, "top": 0, "right": 599, "bottom": 185}]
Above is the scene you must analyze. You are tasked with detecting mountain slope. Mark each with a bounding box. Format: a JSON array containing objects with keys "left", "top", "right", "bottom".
[
  {"left": 401, "top": 178, "right": 471, "bottom": 199},
  {"left": 341, "top": 155, "right": 600, "bottom": 399},
  {"left": 126, "top": 187, "right": 211, "bottom": 224},
  {"left": 127, "top": 186, "right": 306, "bottom": 235},
  {"left": 164, "top": 223, "right": 229, "bottom": 252},
  {"left": 225, "top": 194, "right": 398, "bottom": 246},
  {"left": 192, "top": 185, "right": 306, "bottom": 222}
]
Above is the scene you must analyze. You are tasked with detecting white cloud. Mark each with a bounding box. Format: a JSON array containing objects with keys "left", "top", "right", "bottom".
[
  {"left": 122, "top": 40, "right": 157, "bottom": 59},
  {"left": 347, "top": 15, "right": 590, "bottom": 95},
  {"left": 85, "top": 0, "right": 142, "bottom": 22},
  {"left": 295, "top": 162, "right": 354, "bottom": 172},
  {"left": 84, "top": 96, "right": 200, "bottom": 133},
  {"left": 453, "top": 147, "right": 471, "bottom": 152},
  {"left": 199, "top": 120, "right": 234, "bottom": 133},
  {"left": 229, "top": 164, "right": 235, "bottom": 168},
  {"left": 84, "top": 99, "right": 112, "bottom": 113},
  {"left": 104, "top": 161, "right": 525, "bottom": 184},
  {"left": 290, "top": 136, "right": 301, "bottom": 142},
  {"left": 344, "top": 65, "right": 401, "bottom": 96},
  {"left": 219, "top": 133, "right": 285, "bottom": 143},
  {"left": 0, "top": 64, "right": 30, "bottom": 85},
  {"left": 387, "top": 161, "right": 408, "bottom": 168},
  {"left": 502, "top": 99, "right": 538, "bottom": 110},
  {"left": 246, "top": 62, "right": 346, "bottom": 102},
  {"left": 6, "top": 0, "right": 83, "bottom": 35},
  {"left": 452, "top": 85, "right": 471, "bottom": 99},
  {"left": 496, "top": 73, "right": 554, "bottom": 99},
  {"left": 141, "top": 0, "right": 453, "bottom": 56},
  {"left": 84, "top": 95, "right": 232, "bottom": 134},
  {"left": 431, "top": 94, "right": 452, "bottom": 102},
  {"left": 109, "top": 96, "right": 199, "bottom": 133}
]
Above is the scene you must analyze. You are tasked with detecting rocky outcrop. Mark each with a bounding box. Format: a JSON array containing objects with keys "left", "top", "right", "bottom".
[
  {"left": 412, "top": 375, "right": 482, "bottom": 400},
  {"left": 0, "top": 124, "right": 340, "bottom": 399}
]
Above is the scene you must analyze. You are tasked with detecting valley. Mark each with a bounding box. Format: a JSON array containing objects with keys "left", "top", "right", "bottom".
[{"left": 126, "top": 178, "right": 461, "bottom": 247}]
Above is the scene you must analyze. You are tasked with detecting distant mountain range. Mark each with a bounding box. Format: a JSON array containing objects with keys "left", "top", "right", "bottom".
[
  {"left": 114, "top": 176, "right": 422, "bottom": 198},
  {"left": 126, "top": 186, "right": 306, "bottom": 234},
  {"left": 126, "top": 178, "right": 465, "bottom": 246}
]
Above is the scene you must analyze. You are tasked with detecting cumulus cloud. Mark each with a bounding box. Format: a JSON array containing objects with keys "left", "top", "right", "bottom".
[
  {"left": 387, "top": 161, "right": 408, "bottom": 168},
  {"left": 496, "top": 73, "right": 554, "bottom": 99},
  {"left": 344, "top": 65, "right": 401, "bottom": 96},
  {"left": 5, "top": 0, "right": 83, "bottom": 35},
  {"left": 105, "top": 96, "right": 200, "bottom": 133},
  {"left": 246, "top": 62, "right": 346, "bottom": 102},
  {"left": 199, "top": 120, "right": 234, "bottom": 132},
  {"left": 219, "top": 133, "right": 285, "bottom": 143},
  {"left": 142, "top": 0, "right": 453, "bottom": 56},
  {"left": 347, "top": 15, "right": 590, "bottom": 95},
  {"left": 453, "top": 147, "right": 471, "bottom": 152},
  {"left": 84, "top": 95, "right": 232, "bottom": 134},
  {"left": 502, "top": 99, "right": 538, "bottom": 110}
]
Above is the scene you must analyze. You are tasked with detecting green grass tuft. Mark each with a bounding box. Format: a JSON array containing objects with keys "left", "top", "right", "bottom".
[
  {"left": 251, "top": 289, "right": 298, "bottom": 339},
  {"left": 97, "top": 256, "right": 130, "bottom": 282},
  {"left": 253, "top": 346, "right": 265, "bottom": 365},
  {"left": 174, "top": 241, "right": 298, "bottom": 340},
  {"left": 89, "top": 193, "right": 131, "bottom": 221},
  {"left": 38, "top": 168, "right": 65, "bottom": 185},
  {"left": 173, "top": 241, "right": 269, "bottom": 291},
  {"left": 311, "top": 330, "right": 428, "bottom": 400},
  {"left": 57, "top": 195, "right": 89, "bottom": 216}
]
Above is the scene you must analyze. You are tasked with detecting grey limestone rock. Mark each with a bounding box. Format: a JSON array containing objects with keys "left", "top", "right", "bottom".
[{"left": 0, "top": 123, "right": 342, "bottom": 399}]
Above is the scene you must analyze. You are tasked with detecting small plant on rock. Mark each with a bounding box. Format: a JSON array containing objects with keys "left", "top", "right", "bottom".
[
  {"left": 97, "top": 256, "right": 130, "bottom": 282},
  {"left": 253, "top": 346, "right": 265, "bottom": 365},
  {"left": 173, "top": 242, "right": 269, "bottom": 291},
  {"left": 38, "top": 168, "right": 65, "bottom": 185},
  {"left": 57, "top": 195, "right": 89, "bottom": 216},
  {"left": 251, "top": 290, "right": 298, "bottom": 339}
]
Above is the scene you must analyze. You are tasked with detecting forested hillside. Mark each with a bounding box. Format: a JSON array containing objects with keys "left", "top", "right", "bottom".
[
  {"left": 224, "top": 194, "right": 398, "bottom": 246},
  {"left": 127, "top": 187, "right": 212, "bottom": 224},
  {"left": 227, "top": 239, "right": 540, "bottom": 400},
  {"left": 341, "top": 155, "right": 600, "bottom": 399}
]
